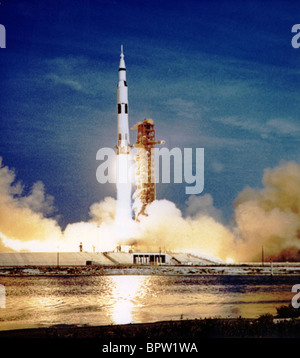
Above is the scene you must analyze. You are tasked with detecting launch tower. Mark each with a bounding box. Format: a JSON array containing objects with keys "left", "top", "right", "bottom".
[{"left": 132, "top": 119, "right": 164, "bottom": 220}]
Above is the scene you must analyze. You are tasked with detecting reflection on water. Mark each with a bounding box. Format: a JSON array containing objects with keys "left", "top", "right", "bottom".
[
  {"left": 109, "top": 276, "right": 149, "bottom": 324},
  {"left": 0, "top": 275, "right": 299, "bottom": 330}
]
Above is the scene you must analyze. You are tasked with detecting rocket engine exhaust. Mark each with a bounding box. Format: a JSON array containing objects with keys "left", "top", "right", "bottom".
[{"left": 115, "top": 155, "right": 132, "bottom": 239}]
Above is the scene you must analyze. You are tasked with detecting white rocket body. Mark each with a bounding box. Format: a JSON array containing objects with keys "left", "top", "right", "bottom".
[
  {"left": 115, "top": 46, "right": 133, "bottom": 232},
  {"left": 116, "top": 45, "right": 130, "bottom": 155}
]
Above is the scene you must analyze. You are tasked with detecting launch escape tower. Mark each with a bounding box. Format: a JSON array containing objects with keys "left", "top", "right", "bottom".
[{"left": 132, "top": 119, "right": 164, "bottom": 220}]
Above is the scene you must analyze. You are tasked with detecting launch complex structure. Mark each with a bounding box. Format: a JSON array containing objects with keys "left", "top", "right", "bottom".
[{"left": 115, "top": 45, "right": 164, "bottom": 221}]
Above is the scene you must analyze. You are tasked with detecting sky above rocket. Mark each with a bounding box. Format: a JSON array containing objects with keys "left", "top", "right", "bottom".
[{"left": 0, "top": 0, "right": 299, "bottom": 229}]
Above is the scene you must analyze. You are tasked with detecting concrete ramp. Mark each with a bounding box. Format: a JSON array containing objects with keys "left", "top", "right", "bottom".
[
  {"left": 0, "top": 252, "right": 114, "bottom": 266},
  {"left": 104, "top": 252, "right": 133, "bottom": 265},
  {"left": 171, "top": 253, "right": 219, "bottom": 265}
]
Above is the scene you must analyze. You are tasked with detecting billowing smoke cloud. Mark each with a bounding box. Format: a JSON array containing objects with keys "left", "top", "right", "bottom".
[
  {"left": 233, "top": 160, "right": 300, "bottom": 261},
  {"left": 62, "top": 197, "right": 118, "bottom": 252},
  {"left": 185, "top": 194, "right": 224, "bottom": 223},
  {"left": 0, "top": 156, "right": 300, "bottom": 262},
  {"left": 0, "top": 158, "right": 62, "bottom": 251},
  {"left": 125, "top": 197, "right": 235, "bottom": 262}
]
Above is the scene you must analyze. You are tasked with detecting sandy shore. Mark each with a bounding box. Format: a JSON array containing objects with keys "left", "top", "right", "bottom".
[{"left": 0, "top": 263, "right": 300, "bottom": 276}]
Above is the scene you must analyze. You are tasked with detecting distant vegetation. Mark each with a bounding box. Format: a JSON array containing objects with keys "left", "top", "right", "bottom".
[{"left": 276, "top": 304, "right": 300, "bottom": 318}]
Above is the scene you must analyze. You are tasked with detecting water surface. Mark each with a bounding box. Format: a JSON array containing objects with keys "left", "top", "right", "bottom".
[{"left": 0, "top": 275, "right": 298, "bottom": 330}]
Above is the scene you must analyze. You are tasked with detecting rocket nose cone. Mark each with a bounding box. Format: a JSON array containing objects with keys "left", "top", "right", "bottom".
[{"left": 119, "top": 50, "right": 126, "bottom": 69}]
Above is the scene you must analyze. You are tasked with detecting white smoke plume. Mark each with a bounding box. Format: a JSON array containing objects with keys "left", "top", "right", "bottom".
[
  {"left": 233, "top": 160, "right": 300, "bottom": 261},
  {"left": 0, "top": 156, "right": 300, "bottom": 262},
  {"left": 0, "top": 157, "right": 62, "bottom": 251}
]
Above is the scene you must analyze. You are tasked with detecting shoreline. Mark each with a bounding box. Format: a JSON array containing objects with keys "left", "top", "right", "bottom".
[
  {"left": 0, "top": 316, "right": 300, "bottom": 339},
  {"left": 1, "top": 264, "right": 300, "bottom": 276}
]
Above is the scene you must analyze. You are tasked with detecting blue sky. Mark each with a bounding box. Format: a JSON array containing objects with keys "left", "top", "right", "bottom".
[{"left": 0, "top": 0, "right": 299, "bottom": 228}]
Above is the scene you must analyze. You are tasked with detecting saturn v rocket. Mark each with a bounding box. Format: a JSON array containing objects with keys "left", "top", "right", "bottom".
[{"left": 114, "top": 45, "right": 133, "bottom": 232}]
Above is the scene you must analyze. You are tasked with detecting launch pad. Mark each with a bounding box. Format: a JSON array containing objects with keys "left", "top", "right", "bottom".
[
  {"left": 1, "top": 253, "right": 300, "bottom": 278},
  {"left": 0, "top": 251, "right": 219, "bottom": 266}
]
